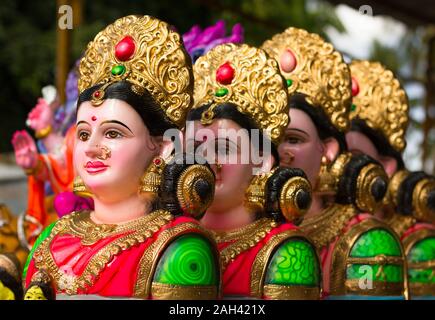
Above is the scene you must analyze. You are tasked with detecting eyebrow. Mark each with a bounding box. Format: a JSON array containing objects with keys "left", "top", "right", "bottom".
[
  {"left": 286, "top": 128, "right": 309, "bottom": 136},
  {"left": 100, "top": 120, "right": 133, "bottom": 134},
  {"left": 76, "top": 120, "right": 90, "bottom": 126}
]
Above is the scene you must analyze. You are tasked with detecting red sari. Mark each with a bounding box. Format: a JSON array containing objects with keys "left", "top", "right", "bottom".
[
  {"left": 24, "top": 210, "right": 211, "bottom": 298},
  {"left": 215, "top": 218, "right": 298, "bottom": 298}
]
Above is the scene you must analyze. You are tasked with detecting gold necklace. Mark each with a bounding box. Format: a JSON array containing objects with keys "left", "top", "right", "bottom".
[
  {"left": 33, "top": 209, "right": 173, "bottom": 295},
  {"left": 385, "top": 214, "right": 416, "bottom": 237},
  {"left": 300, "top": 203, "right": 357, "bottom": 248},
  {"left": 214, "top": 218, "right": 278, "bottom": 270}
]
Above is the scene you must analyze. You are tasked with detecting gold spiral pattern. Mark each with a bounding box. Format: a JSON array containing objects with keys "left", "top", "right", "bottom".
[{"left": 78, "top": 15, "right": 194, "bottom": 128}]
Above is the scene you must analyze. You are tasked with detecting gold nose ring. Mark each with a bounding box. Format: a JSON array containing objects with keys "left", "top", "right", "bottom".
[{"left": 97, "top": 145, "right": 111, "bottom": 160}]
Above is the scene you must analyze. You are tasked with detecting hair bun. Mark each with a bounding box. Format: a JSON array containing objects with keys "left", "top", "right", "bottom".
[
  {"left": 336, "top": 154, "right": 388, "bottom": 213},
  {"left": 160, "top": 153, "right": 215, "bottom": 219},
  {"left": 265, "top": 167, "right": 312, "bottom": 224}
]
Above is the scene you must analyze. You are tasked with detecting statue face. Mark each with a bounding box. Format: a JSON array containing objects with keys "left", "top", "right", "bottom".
[
  {"left": 186, "top": 118, "right": 257, "bottom": 213},
  {"left": 277, "top": 108, "right": 324, "bottom": 186},
  {"left": 74, "top": 99, "right": 159, "bottom": 203},
  {"left": 345, "top": 130, "right": 379, "bottom": 160},
  {"left": 345, "top": 130, "right": 397, "bottom": 177}
]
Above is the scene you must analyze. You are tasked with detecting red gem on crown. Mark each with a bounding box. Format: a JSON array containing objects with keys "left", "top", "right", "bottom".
[
  {"left": 115, "top": 36, "right": 136, "bottom": 61},
  {"left": 216, "top": 62, "right": 235, "bottom": 85},
  {"left": 154, "top": 158, "right": 162, "bottom": 166},
  {"left": 280, "top": 49, "right": 297, "bottom": 73},
  {"left": 351, "top": 77, "right": 360, "bottom": 96}
]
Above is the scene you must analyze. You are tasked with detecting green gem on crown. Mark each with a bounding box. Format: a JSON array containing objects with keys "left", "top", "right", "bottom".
[
  {"left": 286, "top": 79, "right": 293, "bottom": 87},
  {"left": 215, "top": 88, "right": 228, "bottom": 97},
  {"left": 351, "top": 104, "right": 357, "bottom": 112},
  {"left": 111, "top": 64, "right": 126, "bottom": 76}
]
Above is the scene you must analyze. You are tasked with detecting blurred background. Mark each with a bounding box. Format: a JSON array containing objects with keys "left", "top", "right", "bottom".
[{"left": 0, "top": 0, "right": 434, "bottom": 213}]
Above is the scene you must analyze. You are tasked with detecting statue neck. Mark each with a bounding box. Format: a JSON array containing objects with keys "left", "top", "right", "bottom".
[
  {"left": 201, "top": 203, "right": 256, "bottom": 232},
  {"left": 303, "top": 192, "right": 326, "bottom": 219},
  {"left": 90, "top": 193, "right": 152, "bottom": 225}
]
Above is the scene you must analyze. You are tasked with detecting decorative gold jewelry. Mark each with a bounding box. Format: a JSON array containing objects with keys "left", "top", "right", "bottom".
[
  {"left": 73, "top": 175, "right": 93, "bottom": 198},
  {"left": 139, "top": 157, "right": 165, "bottom": 195},
  {"left": 300, "top": 203, "right": 357, "bottom": 248},
  {"left": 412, "top": 176, "right": 435, "bottom": 224},
  {"left": 261, "top": 27, "right": 352, "bottom": 132},
  {"left": 35, "top": 125, "right": 52, "bottom": 139},
  {"left": 193, "top": 43, "right": 289, "bottom": 144},
  {"left": 386, "top": 170, "right": 410, "bottom": 208},
  {"left": 315, "top": 156, "right": 335, "bottom": 194},
  {"left": 349, "top": 60, "right": 409, "bottom": 152},
  {"left": 176, "top": 164, "right": 215, "bottom": 218},
  {"left": 32, "top": 210, "right": 174, "bottom": 295},
  {"left": 150, "top": 283, "right": 218, "bottom": 300},
  {"left": 315, "top": 153, "right": 352, "bottom": 194},
  {"left": 387, "top": 170, "right": 435, "bottom": 224},
  {"left": 78, "top": 15, "right": 194, "bottom": 128},
  {"left": 244, "top": 171, "right": 275, "bottom": 214},
  {"left": 96, "top": 145, "right": 111, "bottom": 160},
  {"left": 355, "top": 163, "right": 389, "bottom": 213},
  {"left": 280, "top": 176, "right": 312, "bottom": 222},
  {"left": 214, "top": 218, "right": 278, "bottom": 270}
]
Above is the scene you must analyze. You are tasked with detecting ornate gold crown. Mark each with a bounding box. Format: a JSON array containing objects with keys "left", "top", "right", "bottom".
[
  {"left": 78, "top": 15, "right": 194, "bottom": 128},
  {"left": 261, "top": 27, "right": 352, "bottom": 132},
  {"left": 349, "top": 60, "right": 409, "bottom": 152},
  {"left": 193, "top": 43, "right": 289, "bottom": 144}
]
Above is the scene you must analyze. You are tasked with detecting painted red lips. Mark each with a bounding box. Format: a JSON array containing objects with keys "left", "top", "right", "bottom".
[{"left": 85, "top": 161, "right": 109, "bottom": 174}]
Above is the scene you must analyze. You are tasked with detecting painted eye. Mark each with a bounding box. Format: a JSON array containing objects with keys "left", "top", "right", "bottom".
[
  {"left": 105, "top": 130, "right": 123, "bottom": 139},
  {"left": 286, "top": 136, "right": 302, "bottom": 144},
  {"left": 78, "top": 131, "right": 90, "bottom": 141}
]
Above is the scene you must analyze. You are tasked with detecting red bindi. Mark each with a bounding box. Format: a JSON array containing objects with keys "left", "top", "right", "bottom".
[{"left": 91, "top": 116, "right": 97, "bottom": 121}]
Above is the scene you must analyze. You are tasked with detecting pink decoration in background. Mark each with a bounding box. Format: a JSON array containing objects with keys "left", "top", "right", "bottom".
[
  {"left": 182, "top": 20, "right": 244, "bottom": 61},
  {"left": 54, "top": 191, "right": 94, "bottom": 218}
]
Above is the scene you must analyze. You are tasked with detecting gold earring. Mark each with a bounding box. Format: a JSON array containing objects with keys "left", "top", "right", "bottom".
[
  {"left": 97, "top": 145, "right": 111, "bottom": 160},
  {"left": 73, "top": 176, "right": 93, "bottom": 198},
  {"left": 244, "top": 170, "right": 275, "bottom": 214},
  {"left": 315, "top": 156, "right": 335, "bottom": 194},
  {"left": 139, "top": 157, "right": 165, "bottom": 195}
]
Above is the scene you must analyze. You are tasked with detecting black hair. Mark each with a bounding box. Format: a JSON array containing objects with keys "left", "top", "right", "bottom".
[
  {"left": 350, "top": 118, "right": 405, "bottom": 170},
  {"left": 264, "top": 167, "right": 311, "bottom": 224},
  {"left": 289, "top": 93, "right": 347, "bottom": 152},
  {"left": 336, "top": 154, "right": 387, "bottom": 210},
  {"left": 77, "top": 81, "right": 176, "bottom": 136},
  {"left": 187, "top": 102, "right": 280, "bottom": 165},
  {"left": 0, "top": 267, "right": 22, "bottom": 300},
  {"left": 159, "top": 153, "right": 214, "bottom": 219}
]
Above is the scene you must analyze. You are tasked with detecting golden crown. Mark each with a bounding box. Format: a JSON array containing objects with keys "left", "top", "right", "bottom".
[
  {"left": 349, "top": 60, "right": 409, "bottom": 152},
  {"left": 193, "top": 43, "right": 289, "bottom": 144},
  {"left": 261, "top": 27, "right": 352, "bottom": 132},
  {"left": 78, "top": 15, "right": 194, "bottom": 128}
]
